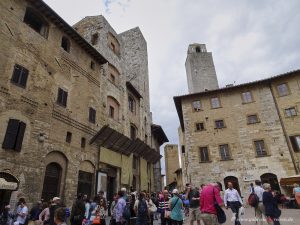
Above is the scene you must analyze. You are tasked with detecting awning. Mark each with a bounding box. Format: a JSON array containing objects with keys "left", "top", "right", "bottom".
[
  {"left": 0, "top": 172, "right": 19, "bottom": 191},
  {"left": 90, "top": 125, "right": 161, "bottom": 163},
  {"left": 280, "top": 175, "right": 300, "bottom": 186}
]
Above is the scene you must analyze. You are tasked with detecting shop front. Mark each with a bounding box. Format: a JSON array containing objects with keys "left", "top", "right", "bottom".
[{"left": 0, "top": 172, "right": 19, "bottom": 212}]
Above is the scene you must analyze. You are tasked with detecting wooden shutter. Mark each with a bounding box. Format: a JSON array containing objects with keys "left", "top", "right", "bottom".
[
  {"left": 62, "top": 90, "right": 68, "bottom": 107},
  {"left": 57, "top": 88, "right": 63, "bottom": 104},
  {"left": 15, "top": 122, "right": 26, "bottom": 151},
  {"left": 89, "top": 108, "right": 96, "bottom": 123},
  {"left": 2, "top": 119, "right": 19, "bottom": 149},
  {"left": 20, "top": 67, "right": 29, "bottom": 87},
  {"left": 11, "top": 65, "right": 21, "bottom": 84}
]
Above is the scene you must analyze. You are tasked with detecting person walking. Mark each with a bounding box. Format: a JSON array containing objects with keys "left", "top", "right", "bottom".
[
  {"left": 134, "top": 192, "right": 149, "bottom": 225},
  {"left": 49, "top": 197, "right": 62, "bottom": 225},
  {"left": 293, "top": 183, "right": 300, "bottom": 206},
  {"left": 99, "top": 198, "right": 107, "bottom": 225},
  {"left": 38, "top": 202, "right": 51, "bottom": 225},
  {"left": 262, "top": 183, "right": 281, "bottom": 225},
  {"left": 70, "top": 194, "right": 86, "bottom": 225},
  {"left": 200, "top": 183, "right": 223, "bottom": 225},
  {"left": 158, "top": 190, "right": 171, "bottom": 225},
  {"left": 109, "top": 194, "right": 118, "bottom": 225},
  {"left": 253, "top": 180, "right": 265, "bottom": 225},
  {"left": 53, "top": 208, "right": 67, "bottom": 225},
  {"left": 185, "top": 184, "right": 201, "bottom": 225},
  {"left": 115, "top": 191, "right": 126, "bottom": 225},
  {"left": 14, "top": 198, "right": 28, "bottom": 225},
  {"left": 0, "top": 204, "right": 14, "bottom": 225},
  {"left": 169, "top": 189, "right": 183, "bottom": 225},
  {"left": 224, "top": 182, "right": 243, "bottom": 225}
]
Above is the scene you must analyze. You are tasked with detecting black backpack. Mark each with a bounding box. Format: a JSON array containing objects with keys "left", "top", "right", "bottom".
[{"left": 137, "top": 200, "right": 148, "bottom": 217}]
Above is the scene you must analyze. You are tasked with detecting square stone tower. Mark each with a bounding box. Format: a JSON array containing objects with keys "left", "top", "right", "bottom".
[{"left": 185, "top": 43, "right": 219, "bottom": 93}]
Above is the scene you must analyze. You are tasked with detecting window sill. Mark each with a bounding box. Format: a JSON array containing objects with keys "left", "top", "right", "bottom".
[
  {"left": 211, "top": 106, "right": 222, "bottom": 110},
  {"left": 255, "top": 154, "right": 271, "bottom": 158},
  {"left": 247, "top": 121, "right": 260, "bottom": 125},
  {"left": 11, "top": 81, "right": 26, "bottom": 89},
  {"left": 214, "top": 127, "right": 226, "bottom": 129},
  {"left": 199, "top": 161, "right": 212, "bottom": 163},
  {"left": 193, "top": 109, "right": 203, "bottom": 112},
  {"left": 285, "top": 115, "right": 297, "bottom": 118},
  {"left": 278, "top": 93, "right": 290, "bottom": 97},
  {"left": 56, "top": 102, "right": 67, "bottom": 108},
  {"left": 220, "top": 158, "right": 233, "bottom": 161},
  {"left": 242, "top": 101, "right": 255, "bottom": 104},
  {"left": 195, "top": 129, "right": 206, "bottom": 132}
]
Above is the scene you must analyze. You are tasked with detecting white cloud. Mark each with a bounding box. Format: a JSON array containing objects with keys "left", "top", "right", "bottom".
[{"left": 44, "top": 0, "right": 300, "bottom": 175}]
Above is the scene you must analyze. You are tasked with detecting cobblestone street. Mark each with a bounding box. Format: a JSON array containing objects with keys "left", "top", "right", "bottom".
[{"left": 178, "top": 207, "right": 300, "bottom": 225}]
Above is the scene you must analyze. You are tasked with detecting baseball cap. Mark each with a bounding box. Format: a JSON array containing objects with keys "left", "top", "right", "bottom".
[{"left": 52, "top": 197, "right": 60, "bottom": 201}]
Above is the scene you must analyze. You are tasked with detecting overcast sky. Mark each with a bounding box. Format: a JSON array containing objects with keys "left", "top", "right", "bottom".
[{"left": 43, "top": 0, "right": 300, "bottom": 174}]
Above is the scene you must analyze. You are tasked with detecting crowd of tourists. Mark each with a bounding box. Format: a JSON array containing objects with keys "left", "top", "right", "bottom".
[{"left": 1, "top": 182, "right": 300, "bottom": 225}]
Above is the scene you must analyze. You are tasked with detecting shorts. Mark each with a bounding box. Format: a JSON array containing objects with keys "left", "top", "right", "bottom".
[
  {"left": 200, "top": 213, "right": 218, "bottom": 225},
  {"left": 189, "top": 207, "right": 200, "bottom": 221}
]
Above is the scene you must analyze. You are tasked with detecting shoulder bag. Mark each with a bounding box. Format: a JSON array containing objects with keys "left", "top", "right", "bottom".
[{"left": 213, "top": 188, "right": 226, "bottom": 224}]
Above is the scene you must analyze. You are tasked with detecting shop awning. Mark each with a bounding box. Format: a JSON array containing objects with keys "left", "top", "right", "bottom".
[
  {"left": 280, "top": 175, "right": 300, "bottom": 186},
  {"left": 90, "top": 125, "right": 161, "bottom": 163}
]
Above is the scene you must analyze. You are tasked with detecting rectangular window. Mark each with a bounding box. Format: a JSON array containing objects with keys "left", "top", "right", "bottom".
[
  {"left": 285, "top": 107, "right": 297, "bottom": 117},
  {"left": 195, "top": 122, "right": 205, "bottom": 131},
  {"left": 81, "top": 137, "right": 86, "bottom": 148},
  {"left": 219, "top": 144, "right": 231, "bottom": 160},
  {"left": 109, "top": 106, "right": 115, "bottom": 118},
  {"left": 277, "top": 83, "right": 289, "bottom": 96},
  {"left": 110, "top": 74, "right": 116, "bottom": 84},
  {"left": 242, "top": 91, "right": 253, "bottom": 103},
  {"left": 11, "top": 64, "right": 29, "bottom": 88},
  {"left": 215, "top": 120, "right": 225, "bottom": 129},
  {"left": 23, "top": 7, "right": 49, "bottom": 38},
  {"left": 66, "top": 132, "right": 72, "bottom": 143},
  {"left": 199, "top": 147, "right": 209, "bottom": 162},
  {"left": 181, "top": 145, "right": 185, "bottom": 154},
  {"left": 254, "top": 140, "right": 267, "bottom": 157},
  {"left": 91, "top": 33, "right": 99, "bottom": 45},
  {"left": 290, "top": 135, "right": 300, "bottom": 152},
  {"left": 2, "top": 119, "right": 26, "bottom": 151},
  {"left": 192, "top": 100, "right": 202, "bottom": 111},
  {"left": 133, "top": 155, "right": 138, "bottom": 170},
  {"left": 211, "top": 97, "right": 221, "bottom": 108},
  {"left": 89, "top": 107, "right": 96, "bottom": 123},
  {"left": 57, "top": 88, "right": 68, "bottom": 107},
  {"left": 90, "top": 61, "right": 95, "bottom": 70},
  {"left": 247, "top": 115, "right": 259, "bottom": 124},
  {"left": 128, "top": 96, "right": 136, "bottom": 114}
]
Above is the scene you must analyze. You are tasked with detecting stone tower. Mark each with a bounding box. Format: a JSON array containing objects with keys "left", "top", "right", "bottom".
[{"left": 185, "top": 43, "right": 219, "bottom": 93}]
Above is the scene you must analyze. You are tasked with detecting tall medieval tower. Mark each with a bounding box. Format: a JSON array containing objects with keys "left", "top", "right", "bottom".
[{"left": 185, "top": 44, "right": 219, "bottom": 93}]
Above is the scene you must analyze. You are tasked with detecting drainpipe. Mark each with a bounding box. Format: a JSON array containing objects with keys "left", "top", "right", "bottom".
[{"left": 269, "top": 83, "right": 299, "bottom": 174}]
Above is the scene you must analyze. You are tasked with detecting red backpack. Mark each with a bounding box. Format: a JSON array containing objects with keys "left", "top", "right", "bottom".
[{"left": 248, "top": 192, "right": 259, "bottom": 207}]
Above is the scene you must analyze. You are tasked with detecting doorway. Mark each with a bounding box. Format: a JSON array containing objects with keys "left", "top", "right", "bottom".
[
  {"left": 224, "top": 176, "right": 241, "bottom": 195},
  {"left": 260, "top": 173, "right": 280, "bottom": 192},
  {"left": 41, "top": 163, "right": 62, "bottom": 201}
]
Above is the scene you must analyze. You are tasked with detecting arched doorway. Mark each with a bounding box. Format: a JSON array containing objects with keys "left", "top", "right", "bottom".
[
  {"left": 260, "top": 173, "right": 280, "bottom": 192},
  {"left": 77, "top": 161, "right": 95, "bottom": 199},
  {"left": 224, "top": 176, "right": 241, "bottom": 194},
  {"left": 41, "top": 163, "right": 62, "bottom": 201},
  {"left": 0, "top": 172, "right": 19, "bottom": 212}
]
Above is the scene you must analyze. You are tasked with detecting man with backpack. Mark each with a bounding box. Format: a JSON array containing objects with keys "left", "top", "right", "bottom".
[
  {"left": 134, "top": 192, "right": 149, "bottom": 225},
  {"left": 253, "top": 180, "right": 265, "bottom": 225}
]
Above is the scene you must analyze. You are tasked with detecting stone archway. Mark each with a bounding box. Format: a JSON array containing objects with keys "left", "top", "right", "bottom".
[
  {"left": 260, "top": 173, "right": 280, "bottom": 192},
  {"left": 41, "top": 151, "right": 68, "bottom": 201}
]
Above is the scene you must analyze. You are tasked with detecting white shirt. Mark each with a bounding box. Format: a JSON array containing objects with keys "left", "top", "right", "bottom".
[
  {"left": 224, "top": 188, "right": 242, "bottom": 207},
  {"left": 16, "top": 205, "right": 28, "bottom": 224},
  {"left": 254, "top": 186, "right": 264, "bottom": 202}
]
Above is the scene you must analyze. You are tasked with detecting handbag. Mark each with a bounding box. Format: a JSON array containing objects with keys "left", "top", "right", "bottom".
[
  {"left": 92, "top": 214, "right": 101, "bottom": 225},
  {"left": 212, "top": 188, "right": 226, "bottom": 224}
]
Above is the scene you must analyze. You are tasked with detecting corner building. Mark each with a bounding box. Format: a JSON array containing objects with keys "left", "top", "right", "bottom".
[
  {"left": 174, "top": 43, "right": 300, "bottom": 196},
  {"left": 0, "top": 0, "right": 168, "bottom": 209}
]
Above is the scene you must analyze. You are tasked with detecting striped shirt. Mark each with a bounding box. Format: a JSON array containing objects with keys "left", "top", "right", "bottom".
[{"left": 158, "top": 198, "right": 170, "bottom": 211}]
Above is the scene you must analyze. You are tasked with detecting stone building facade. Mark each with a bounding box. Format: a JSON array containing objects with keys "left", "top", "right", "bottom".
[
  {"left": 0, "top": 0, "right": 168, "bottom": 209},
  {"left": 174, "top": 43, "right": 300, "bottom": 196},
  {"left": 164, "top": 144, "right": 180, "bottom": 187}
]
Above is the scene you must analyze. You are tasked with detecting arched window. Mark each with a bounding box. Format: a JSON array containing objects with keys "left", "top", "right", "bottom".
[
  {"left": 42, "top": 162, "right": 62, "bottom": 201},
  {"left": 195, "top": 46, "right": 201, "bottom": 53},
  {"left": 130, "top": 124, "right": 137, "bottom": 140},
  {"left": 61, "top": 36, "right": 70, "bottom": 52},
  {"left": 128, "top": 96, "right": 136, "bottom": 114},
  {"left": 108, "top": 32, "right": 120, "bottom": 55},
  {"left": 107, "top": 96, "right": 120, "bottom": 121},
  {"left": 108, "top": 63, "right": 120, "bottom": 85}
]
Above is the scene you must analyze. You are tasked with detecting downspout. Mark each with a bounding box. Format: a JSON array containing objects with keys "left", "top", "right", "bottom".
[{"left": 269, "top": 82, "right": 299, "bottom": 174}]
